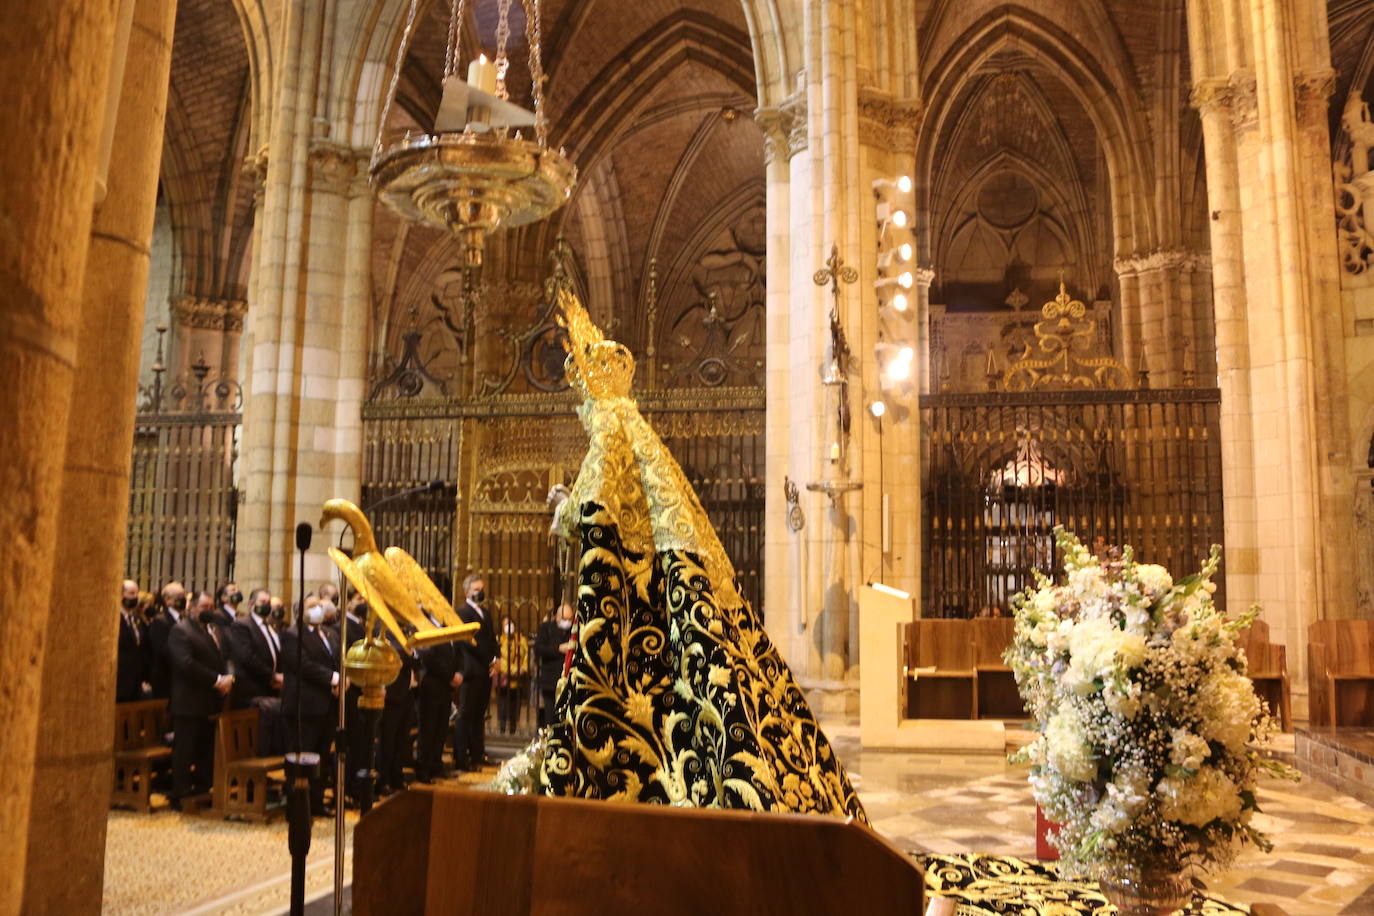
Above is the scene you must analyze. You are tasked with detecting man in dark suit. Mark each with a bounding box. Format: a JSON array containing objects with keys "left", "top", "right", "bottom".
[
  {"left": 116, "top": 579, "right": 149, "bottom": 703},
  {"left": 214, "top": 582, "right": 244, "bottom": 627},
  {"left": 533, "top": 602, "right": 575, "bottom": 727},
  {"left": 230, "top": 588, "right": 284, "bottom": 753},
  {"left": 415, "top": 627, "right": 460, "bottom": 783},
  {"left": 147, "top": 580, "right": 187, "bottom": 699},
  {"left": 167, "top": 592, "right": 234, "bottom": 809},
  {"left": 377, "top": 630, "right": 419, "bottom": 795},
  {"left": 453, "top": 573, "right": 497, "bottom": 771},
  {"left": 280, "top": 597, "right": 341, "bottom": 816}
]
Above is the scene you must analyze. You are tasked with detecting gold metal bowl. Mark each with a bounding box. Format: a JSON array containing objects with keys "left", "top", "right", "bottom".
[{"left": 371, "top": 131, "right": 577, "bottom": 267}]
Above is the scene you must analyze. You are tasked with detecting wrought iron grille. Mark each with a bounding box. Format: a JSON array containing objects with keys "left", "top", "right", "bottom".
[
  {"left": 919, "top": 387, "right": 1224, "bottom": 618},
  {"left": 125, "top": 378, "right": 242, "bottom": 596}
]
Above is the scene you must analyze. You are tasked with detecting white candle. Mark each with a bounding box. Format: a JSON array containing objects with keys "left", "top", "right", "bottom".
[
  {"left": 467, "top": 54, "right": 497, "bottom": 96},
  {"left": 830, "top": 442, "right": 840, "bottom": 462}
]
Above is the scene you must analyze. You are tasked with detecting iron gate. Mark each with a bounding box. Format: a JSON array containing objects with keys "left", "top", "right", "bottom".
[
  {"left": 360, "top": 389, "right": 765, "bottom": 737},
  {"left": 919, "top": 387, "right": 1224, "bottom": 617},
  {"left": 125, "top": 376, "right": 242, "bottom": 597}
]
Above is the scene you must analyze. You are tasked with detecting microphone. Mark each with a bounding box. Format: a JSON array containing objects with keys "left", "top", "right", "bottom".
[{"left": 295, "top": 522, "right": 313, "bottom": 551}]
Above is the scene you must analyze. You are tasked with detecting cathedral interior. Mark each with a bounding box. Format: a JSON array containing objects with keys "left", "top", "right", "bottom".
[{"left": 7, "top": 0, "right": 1374, "bottom": 913}]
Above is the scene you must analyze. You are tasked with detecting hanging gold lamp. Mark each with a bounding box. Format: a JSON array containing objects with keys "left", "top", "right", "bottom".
[{"left": 370, "top": 0, "right": 576, "bottom": 268}]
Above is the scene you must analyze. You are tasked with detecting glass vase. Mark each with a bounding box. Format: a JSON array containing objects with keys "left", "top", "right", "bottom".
[{"left": 1096, "top": 861, "right": 1193, "bottom": 916}]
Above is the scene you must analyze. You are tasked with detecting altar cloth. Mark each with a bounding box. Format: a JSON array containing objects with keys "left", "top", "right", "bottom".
[{"left": 920, "top": 854, "right": 1248, "bottom": 915}]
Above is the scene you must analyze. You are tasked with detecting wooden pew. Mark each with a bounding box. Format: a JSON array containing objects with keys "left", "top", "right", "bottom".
[
  {"left": 1308, "top": 620, "right": 1374, "bottom": 727},
  {"left": 970, "top": 618, "right": 1024, "bottom": 719},
  {"left": 111, "top": 699, "right": 171, "bottom": 813},
  {"left": 354, "top": 788, "right": 925, "bottom": 916},
  {"left": 1235, "top": 619, "right": 1291, "bottom": 731},
  {"left": 211, "top": 708, "right": 285, "bottom": 821},
  {"left": 905, "top": 619, "right": 976, "bottom": 718}
]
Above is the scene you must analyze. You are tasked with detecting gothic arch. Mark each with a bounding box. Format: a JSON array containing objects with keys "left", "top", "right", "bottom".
[{"left": 916, "top": 6, "right": 1158, "bottom": 264}]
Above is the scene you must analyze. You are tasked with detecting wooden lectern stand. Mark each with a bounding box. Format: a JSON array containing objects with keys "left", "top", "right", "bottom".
[{"left": 353, "top": 786, "right": 926, "bottom": 915}]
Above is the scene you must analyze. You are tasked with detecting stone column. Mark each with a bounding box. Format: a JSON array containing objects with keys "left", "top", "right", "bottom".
[
  {"left": 1187, "top": 0, "right": 1350, "bottom": 719},
  {"left": 22, "top": 0, "right": 176, "bottom": 909},
  {"left": 0, "top": 1, "right": 122, "bottom": 909}
]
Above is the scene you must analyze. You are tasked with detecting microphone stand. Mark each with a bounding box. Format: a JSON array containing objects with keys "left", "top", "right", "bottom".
[{"left": 286, "top": 522, "right": 318, "bottom": 916}]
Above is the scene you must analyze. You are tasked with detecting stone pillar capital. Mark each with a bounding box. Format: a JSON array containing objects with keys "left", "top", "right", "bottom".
[
  {"left": 307, "top": 138, "right": 369, "bottom": 197},
  {"left": 754, "top": 92, "right": 808, "bottom": 164},
  {"left": 1294, "top": 68, "right": 1337, "bottom": 127},
  {"left": 170, "top": 295, "right": 249, "bottom": 332},
  {"left": 912, "top": 265, "right": 935, "bottom": 288},
  {"left": 856, "top": 87, "right": 920, "bottom": 154},
  {"left": 1114, "top": 247, "right": 1212, "bottom": 277},
  {"left": 241, "top": 145, "right": 269, "bottom": 203}
]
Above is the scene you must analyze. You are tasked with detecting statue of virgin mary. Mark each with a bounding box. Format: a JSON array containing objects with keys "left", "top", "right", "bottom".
[{"left": 536, "top": 280, "right": 866, "bottom": 823}]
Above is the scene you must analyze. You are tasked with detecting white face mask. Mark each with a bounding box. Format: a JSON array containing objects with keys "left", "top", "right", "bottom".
[
  {"left": 305, "top": 603, "right": 327, "bottom": 625},
  {"left": 557, "top": 618, "right": 572, "bottom": 631}
]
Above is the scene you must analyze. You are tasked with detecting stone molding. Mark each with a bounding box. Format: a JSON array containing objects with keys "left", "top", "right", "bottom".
[
  {"left": 856, "top": 87, "right": 921, "bottom": 153},
  {"left": 171, "top": 295, "right": 249, "bottom": 332},
  {"left": 913, "top": 265, "right": 936, "bottom": 287},
  {"left": 754, "top": 91, "right": 808, "bottom": 163},
  {"left": 1113, "top": 248, "right": 1212, "bottom": 276},
  {"left": 307, "top": 138, "right": 369, "bottom": 197}
]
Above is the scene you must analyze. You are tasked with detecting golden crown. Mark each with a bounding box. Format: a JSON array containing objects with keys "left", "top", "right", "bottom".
[{"left": 556, "top": 286, "right": 636, "bottom": 398}]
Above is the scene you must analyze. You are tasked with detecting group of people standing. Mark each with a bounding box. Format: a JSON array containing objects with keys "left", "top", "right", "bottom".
[{"left": 114, "top": 571, "right": 573, "bottom": 816}]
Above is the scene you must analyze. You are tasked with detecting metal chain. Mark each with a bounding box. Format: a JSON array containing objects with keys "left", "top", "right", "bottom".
[
  {"left": 521, "top": 0, "right": 548, "bottom": 146},
  {"left": 443, "top": 0, "right": 466, "bottom": 79},
  {"left": 494, "top": 0, "right": 513, "bottom": 100},
  {"left": 372, "top": 0, "right": 424, "bottom": 166}
]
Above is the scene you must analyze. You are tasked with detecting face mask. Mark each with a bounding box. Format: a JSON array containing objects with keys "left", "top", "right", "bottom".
[
  {"left": 313, "top": 601, "right": 335, "bottom": 624},
  {"left": 304, "top": 604, "right": 325, "bottom": 625},
  {"left": 557, "top": 618, "right": 572, "bottom": 631},
  {"left": 471, "top": 589, "right": 486, "bottom": 604},
  {"left": 197, "top": 609, "right": 218, "bottom": 626},
  {"left": 121, "top": 596, "right": 139, "bottom": 610},
  {"left": 172, "top": 596, "right": 187, "bottom": 611},
  {"left": 228, "top": 591, "right": 242, "bottom": 605},
  {"left": 253, "top": 602, "right": 270, "bottom": 617}
]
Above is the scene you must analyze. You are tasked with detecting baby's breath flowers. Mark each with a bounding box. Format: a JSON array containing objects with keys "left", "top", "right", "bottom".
[{"left": 1007, "top": 528, "right": 1297, "bottom": 880}]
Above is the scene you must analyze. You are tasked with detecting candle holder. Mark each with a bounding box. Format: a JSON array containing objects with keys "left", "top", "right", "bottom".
[{"left": 369, "top": 0, "right": 576, "bottom": 268}]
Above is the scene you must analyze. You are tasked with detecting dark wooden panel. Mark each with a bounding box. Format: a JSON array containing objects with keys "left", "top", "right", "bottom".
[
  {"left": 355, "top": 788, "right": 924, "bottom": 916},
  {"left": 354, "top": 789, "right": 432, "bottom": 916}
]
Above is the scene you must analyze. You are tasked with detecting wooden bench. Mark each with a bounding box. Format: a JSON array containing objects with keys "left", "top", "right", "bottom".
[
  {"left": 111, "top": 699, "right": 172, "bottom": 813},
  {"left": 905, "top": 619, "right": 976, "bottom": 718},
  {"left": 971, "top": 618, "right": 1025, "bottom": 719},
  {"left": 212, "top": 708, "right": 286, "bottom": 822},
  {"left": 1308, "top": 620, "right": 1374, "bottom": 727},
  {"left": 1235, "top": 619, "right": 1291, "bottom": 731}
]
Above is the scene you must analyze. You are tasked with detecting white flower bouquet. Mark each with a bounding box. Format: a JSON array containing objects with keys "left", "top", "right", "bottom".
[{"left": 1007, "top": 527, "right": 1297, "bottom": 884}]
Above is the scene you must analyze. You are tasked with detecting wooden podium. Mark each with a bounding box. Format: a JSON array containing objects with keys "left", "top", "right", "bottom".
[{"left": 353, "top": 786, "right": 926, "bottom": 915}]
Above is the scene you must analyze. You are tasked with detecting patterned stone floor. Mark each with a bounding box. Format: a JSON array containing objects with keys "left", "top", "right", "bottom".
[
  {"left": 101, "top": 725, "right": 1374, "bottom": 915},
  {"left": 827, "top": 723, "right": 1374, "bottom": 916}
]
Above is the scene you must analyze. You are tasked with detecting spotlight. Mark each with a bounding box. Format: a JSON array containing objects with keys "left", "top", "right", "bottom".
[
  {"left": 898, "top": 242, "right": 913, "bottom": 261},
  {"left": 898, "top": 345, "right": 914, "bottom": 362},
  {"left": 888, "top": 360, "right": 911, "bottom": 382},
  {"left": 891, "top": 292, "right": 908, "bottom": 312},
  {"left": 869, "top": 400, "right": 887, "bottom": 418},
  {"left": 898, "top": 271, "right": 913, "bottom": 289},
  {"left": 891, "top": 209, "right": 909, "bottom": 228},
  {"left": 897, "top": 175, "right": 913, "bottom": 193}
]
